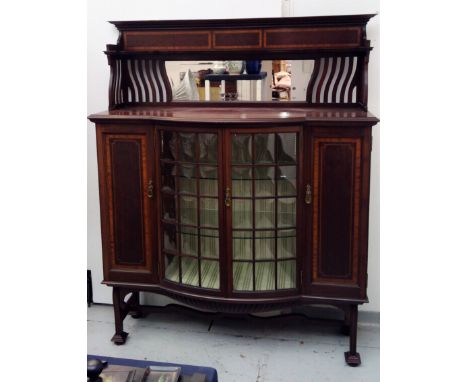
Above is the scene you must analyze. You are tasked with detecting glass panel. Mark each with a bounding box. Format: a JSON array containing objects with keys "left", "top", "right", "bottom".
[
  {"left": 179, "top": 133, "right": 196, "bottom": 161},
  {"left": 232, "top": 167, "right": 252, "bottom": 197},
  {"left": 161, "top": 131, "right": 177, "bottom": 160},
  {"left": 200, "top": 166, "right": 218, "bottom": 196},
  {"left": 233, "top": 262, "right": 253, "bottom": 291},
  {"left": 233, "top": 231, "right": 253, "bottom": 260},
  {"left": 232, "top": 135, "right": 252, "bottom": 164},
  {"left": 255, "top": 166, "right": 275, "bottom": 197},
  {"left": 232, "top": 199, "right": 253, "bottom": 229},
  {"left": 277, "top": 133, "right": 296, "bottom": 163},
  {"left": 181, "top": 257, "right": 199, "bottom": 286},
  {"left": 255, "top": 198, "right": 275, "bottom": 228},
  {"left": 277, "top": 260, "right": 296, "bottom": 289},
  {"left": 162, "top": 195, "right": 176, "bottom": 221},
  {"left": 163, "top": 224, "right": 177, "bottom": 252},
  {"left": 179, "top": 164, "right": 197, "bottom": 194},
  {"left": 255, "top": 231, "right": 275, "bottom": 260},
  {"left": 161, "top": 163, "right": 176, "bottom": 193},
  {"left": 165, "top": 255, "right": 179, "bottom": 282},
  {"left": 180, "top": 226, "right": 198, "bottom": 256},
  {"left": 179, "top": 196, "right": 197, "bottom": 225},
  {"left": 201, "top": 260, "right": 219, "bottom": 289},
  {"left": 255, "top": 262, "right": 275, "bottom": 291},
  {"left": 254, "top": 134, "right": 275, "bottom": 163},
  {"left": 200, "top": 228, "right": 219, "bottom": 259},
  {"left": 277, "top": 229, "right": 296, "bottom": 259},
  {"left": 200, "top": 197, "right": 219, "bottom": 227},
  {"left": 277, "top": 198, "right": 296, "bottom": 228},
  {"left": 277, "top": 166, "right": 296, "bottom": 196},
  {"left": 199, "top": 133, "right": 218, "bottom": 163}
]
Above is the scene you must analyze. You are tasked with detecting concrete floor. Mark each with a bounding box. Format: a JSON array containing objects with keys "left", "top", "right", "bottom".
[{"left": 87, "top": 304, "right": 379, "bottom": 382}]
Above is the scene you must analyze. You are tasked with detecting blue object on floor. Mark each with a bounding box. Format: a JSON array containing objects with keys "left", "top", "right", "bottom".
[{"left": 87, "top": 354, "right": 218, "bottom": 382}]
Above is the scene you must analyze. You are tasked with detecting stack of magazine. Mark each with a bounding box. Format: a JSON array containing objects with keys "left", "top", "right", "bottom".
[{"left": 100, "top": 365, "right": 181, "bottom": 382}]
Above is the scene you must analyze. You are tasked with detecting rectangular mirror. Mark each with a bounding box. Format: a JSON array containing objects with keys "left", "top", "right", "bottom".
[{"left": 166, "top": 60, "right": 315, "bottom": 102}]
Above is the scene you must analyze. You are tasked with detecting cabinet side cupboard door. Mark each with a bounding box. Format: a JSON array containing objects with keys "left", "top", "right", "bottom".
[
  {"left": 96, "top": 125, "right": 157, "bottom": 284},
  {"left": 306, "top": 128, "right": 371, "bottom": 300}
]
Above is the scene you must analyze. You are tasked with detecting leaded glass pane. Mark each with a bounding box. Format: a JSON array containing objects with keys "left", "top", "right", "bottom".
[
  {"left": 232, "top": 135, "right": 252, "bottom": 164},
  {"left": 254, "top": 134, "right": 275, "bottom": 163},
  {"left": 255, "top": 262, "right": 275, "bottom": 291},
  {"left": 201, "top": 260, "right": 219, "bottom": 289},
  {"left": 277, "top": 260, "right": 296, "bottom": 289},
  {"left": 181, "top": 257, "right": 199, "bottom": 286},
  {"left": 180, "top": 226, "right": 198, "bottom": 256},
  {"left": 165, "top": 255, "right": 179, "bottom": 282},
  {"left": 255, "top": 166, "right": 275, "bottom": 197},
  {"left": 277, "top": 133, "right": 296, "bottom": 163},
  {"left": 201, "top": 228, "right": 219, "bottom": 259},
  {"left": 199, "top": 133, "right": 218, "bottom": 163},
  {"left": 277, "top": 198, "right": 296, "bottom": 228},
  {"left": 255, "top": 198, "right": 275, "bottom": 228},
  {"left": 232, "top": 167, "right": 252, "bottom": 197},
  {"left": 179, "top": 133, "right": 196, "bottom": 161},
  {"left": 255, "top": 231, "right": 275, "bottom": 260},
  {"left": 233, "top": 262, "right": 253, "bottom": 291},
  {"left": 233, "top": 199, "right": 253, "bottom": 229},
  {"left": 233, "top": 231, "right": 253, "bottom": 260}
]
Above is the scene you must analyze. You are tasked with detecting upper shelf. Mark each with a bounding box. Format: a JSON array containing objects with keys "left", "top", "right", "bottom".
[{"left": 106, "top": 14, "right": 376, "bottom": 56}]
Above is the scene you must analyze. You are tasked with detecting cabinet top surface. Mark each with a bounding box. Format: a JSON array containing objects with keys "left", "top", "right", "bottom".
[
  {"left": 109, "top": 14, "right": 377, "bottom": 30},
  {"left": 88, "top": 106, "right": 379, "bottom": 125}
]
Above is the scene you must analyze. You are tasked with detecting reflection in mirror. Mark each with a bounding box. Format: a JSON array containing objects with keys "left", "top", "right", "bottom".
[{"left": 165, "top": 60, "right": 314, "bottom": 102}]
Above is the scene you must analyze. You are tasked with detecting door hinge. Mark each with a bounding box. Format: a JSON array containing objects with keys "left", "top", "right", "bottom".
[{"left": 300, "top": 270, "right": 303, "bottom": 286}]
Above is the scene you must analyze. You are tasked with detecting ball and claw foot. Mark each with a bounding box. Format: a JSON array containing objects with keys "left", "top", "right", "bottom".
[
  {"left": 111, "top": 331, "right": 128, "bottom": 345},
  {"left": 344, "top": 351, "right": 361, "bottom": 366}
]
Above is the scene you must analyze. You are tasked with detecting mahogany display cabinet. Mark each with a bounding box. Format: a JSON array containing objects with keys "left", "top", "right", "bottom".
[{"left": 88, "top": 14, "right": 379, "bottom": 366}]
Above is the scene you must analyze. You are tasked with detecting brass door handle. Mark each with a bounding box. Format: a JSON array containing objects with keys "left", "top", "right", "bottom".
[
  {"left": 225, "top": 187, "right": 231, "bottom": 207},
  {"left": 147, "top": 180, "right": 154, "bottom": 198},
  {"left": 305, "top": 184, "right": 312, "bottom": 205}
]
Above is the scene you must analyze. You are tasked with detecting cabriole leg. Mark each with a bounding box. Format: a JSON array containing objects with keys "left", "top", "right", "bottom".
[
  {"left": 129, "top": 291, "right": 144, "bottom": 319},
  {"left": 340, "top": 305, "right": 351, "bottom": 335},
  {"left": 344, "top": 304, "right": 361, "bottom": 366},
  {"left": 111, "top": 287, "right": 128, "bottom": 345}
]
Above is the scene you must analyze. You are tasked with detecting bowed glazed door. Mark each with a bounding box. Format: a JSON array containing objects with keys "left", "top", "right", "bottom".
[
  {"left": 157, "top": 127, "right": 226, "bottom": 295},
  {"left": 306, "top": 127, "right": 371, "bottom": 300},
  {"left": 225, "top": 128, "right": 302, "bottom": 296}
]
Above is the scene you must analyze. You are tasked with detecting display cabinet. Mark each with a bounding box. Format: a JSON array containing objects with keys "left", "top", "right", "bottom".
[{"left": 89, "top": 14, "right": 379, "bottom": 366}]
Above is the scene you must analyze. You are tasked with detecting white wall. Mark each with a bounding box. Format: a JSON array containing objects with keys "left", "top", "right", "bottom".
[
  {"left": 87, "top": 0, "right": 282, "bottom": 304},
  {"left": 88, "top": 0, "right": 379, "bottom": 312}
]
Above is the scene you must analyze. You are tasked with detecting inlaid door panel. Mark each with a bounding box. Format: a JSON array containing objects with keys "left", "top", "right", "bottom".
[
  {"left": 306, "top": 128, "right": 371, "bottom": 300},
  {"left": 96, "top": 125, "right": 157, "bottom": 283}
]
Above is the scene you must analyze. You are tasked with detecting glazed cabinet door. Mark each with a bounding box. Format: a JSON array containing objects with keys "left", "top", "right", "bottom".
[
  {"left": 226, "top": 128, "right": 302, "bottom": 296},
  {"left": 306, "top": 127, "right": 371, "bottom": 300},
  {"left": 96, "top": 125, "right": 157, "bottom": 283},
  {"left": 157, "top": 127, "right": 224, "bottom": 295}
]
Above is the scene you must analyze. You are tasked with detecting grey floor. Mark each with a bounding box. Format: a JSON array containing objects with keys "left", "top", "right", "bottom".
[{"left": 87, "top": 304, "right": 379, "bottom": 382}]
